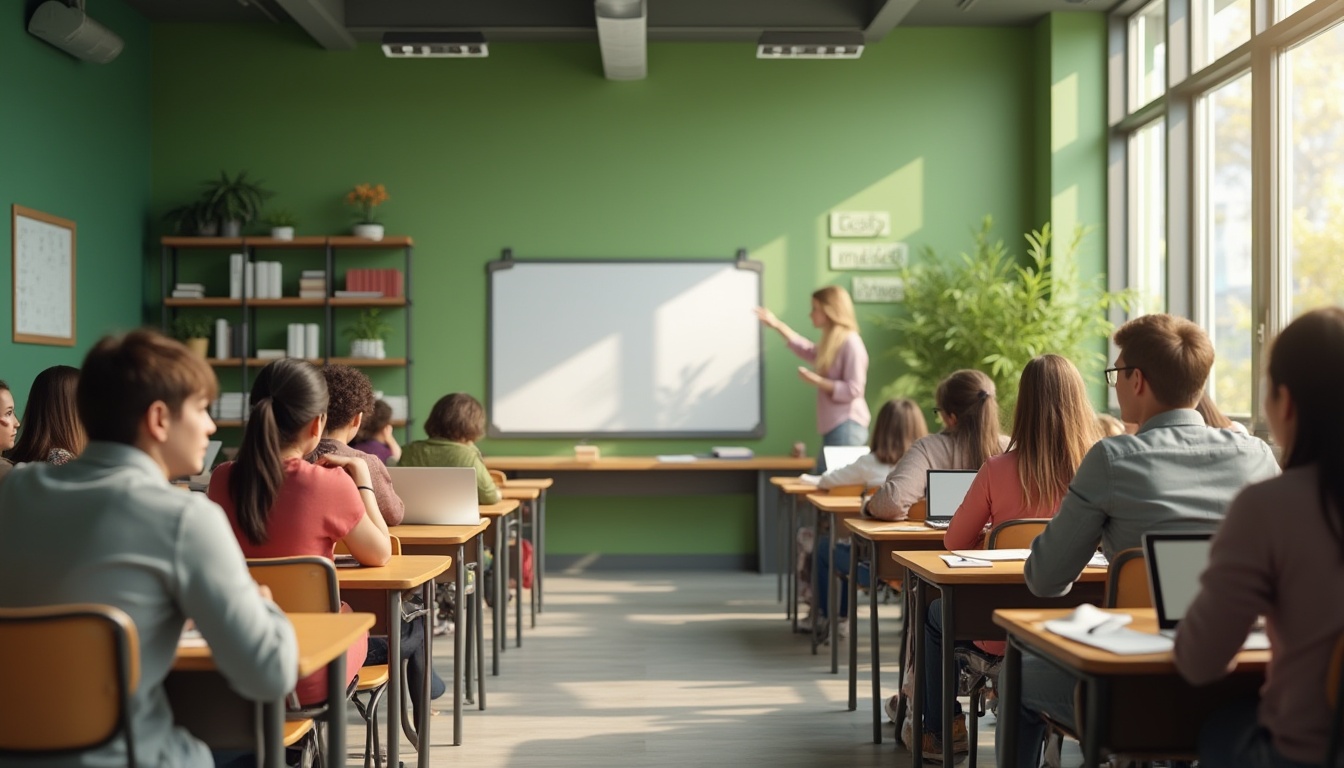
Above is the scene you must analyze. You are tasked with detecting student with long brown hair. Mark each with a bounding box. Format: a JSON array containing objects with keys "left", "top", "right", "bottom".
[
  {"left": 756, "top": 285, "right": 870, "bottom": 471},
  {"left": 866, "top": 369, "right": 1007, "bottom": 521},
  {"left": 6, "top": 365, "right": 85, "bottom": 465},
  {"left": 1177, "top": 307, "right": 1344, "bottom": 768},
  {"left": 912, "top": 355, "right": 1099, "bottom": 761}
]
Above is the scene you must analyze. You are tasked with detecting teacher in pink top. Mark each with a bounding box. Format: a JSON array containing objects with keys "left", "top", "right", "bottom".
[{"left": 756, "top": 285, "right": 870, "bottom": 471}]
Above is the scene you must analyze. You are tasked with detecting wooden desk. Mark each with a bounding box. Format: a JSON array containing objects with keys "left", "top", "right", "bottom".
[
  {"left": 499, "top": 477, "right": 553, "bottom": 619},
  {"left": 388, "top": 521, "right": 492, "bottom": 746},
  {"left": 843, "top": 519, "right": 947, "bottom": 742},
  {"left": 171, "top": 612, "right": 373, "bottom": 767},
  {"left": 479, "top": 499, "right": 523, "bottom": 663},
  {"left": 893, "top": 550, "right": 1109, "bottom": 766},
  {"left": 485, "top": 456, "right": 815, "bottom": 573},
  {"left": 995, "top": 608, "right": 1268, "bottom": 766},
  {"left": 805, "top": 493, "right": 867, "bottom": 670},
  {"left": 339, "top": 555, "right": 451, "bottom": 768}
]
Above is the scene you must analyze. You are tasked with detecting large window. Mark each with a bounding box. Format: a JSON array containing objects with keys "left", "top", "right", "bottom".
[
  {"left": 1128, "top": 0, "right": 1167, "bottom": 111},
  {"left": 1113, "top": 0, "right": 1344, "bottom": 430},
  {"left": 1201, "top": 73, "right": 1252, "bottom": 415},
  {"left": 1286, "top": 23, "right": 1344, "bottom": 318},
  {"left": 1130, "top": 120, "right": 1167, "bottom": 314}
]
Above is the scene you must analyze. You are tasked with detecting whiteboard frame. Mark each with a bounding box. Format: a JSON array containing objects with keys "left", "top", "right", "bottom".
[
  {"left": 11, "top": 205, "right": 76, "bottom": 347},
  {"left": 486, "top": 254, "right": 765, "bottom": 439}
]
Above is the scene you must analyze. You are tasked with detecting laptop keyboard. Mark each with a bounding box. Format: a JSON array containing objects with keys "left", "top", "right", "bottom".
[{"left": 924, "top": 519, "right": 952, "bottom": 530}]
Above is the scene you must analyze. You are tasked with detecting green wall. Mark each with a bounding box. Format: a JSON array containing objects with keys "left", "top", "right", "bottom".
[
  {"left": 148, "top": 23, "right": 1101, "bottom": 556},
  {"left": 0, "top": 1, "right": 150, "bottom": 403}
]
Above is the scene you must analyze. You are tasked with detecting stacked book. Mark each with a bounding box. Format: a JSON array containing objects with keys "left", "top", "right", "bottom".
[
  {"left": 229, "top": 254, "right": 284, "bottom": 299},
  {"left": 171, "top": 282, "right": 205, "bottom": 299},
  {"left": 212, "top": 392, "right": 246, "bottom": 421},
  {"left": 382, "top": 395, "right": 409, "bottom": 421},
  {"left": 299, "top": 270, "right": 326, "bottom": 299},
  {"left": 286, "top": 323, "right": 321, "bottom": 359},
  {"left": 337, "top": 268, "right": 403, "bottom": 298}
]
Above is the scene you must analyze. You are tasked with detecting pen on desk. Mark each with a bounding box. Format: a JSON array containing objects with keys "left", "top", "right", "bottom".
[{"left": 1087, "top": 616, "right": 1124, "bottom": 635}]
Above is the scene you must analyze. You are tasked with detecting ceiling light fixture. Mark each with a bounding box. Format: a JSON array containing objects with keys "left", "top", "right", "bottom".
[
  {"left": 756, "top": 31, "right": 864, "bottom": 60},
  {"left": 381, "top": 31, "right": 488, "bottom": 58}
]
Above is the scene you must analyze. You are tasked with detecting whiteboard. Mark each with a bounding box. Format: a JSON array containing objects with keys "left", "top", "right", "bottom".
[
  {"left": 488, "top": 258, "right": 764, "bottom": 438},
  {"left": 11, "top": 205, "right": 76, "bottom": 346}
]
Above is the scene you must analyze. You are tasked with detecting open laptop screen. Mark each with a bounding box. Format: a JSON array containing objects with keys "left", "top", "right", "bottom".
[
  {"left": 1142, "top": 532, "right": 1214, "bottom": 630},
  {"left": 925, "top": 469, "right": 978, "bottom": 522},
  {"left": 821, "top": 446, "right": 869, "bottom": 473}
]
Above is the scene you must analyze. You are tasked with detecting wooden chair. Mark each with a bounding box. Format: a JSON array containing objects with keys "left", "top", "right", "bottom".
[
  {"left": 1104, "top": 548, "right": 1152, "bottom": 609},
  {"left": 488, "top": 469, "right": 507, "bottom": 487},
  {"left": 1326, "top": 633, "right": 1344, "bottom": 767},
  {"left": 248, "top": 556, "right": 390, "bottom": 768},
  {"left": 986, "top": 518, "right": 1051, "bottom": 549},
  {"left": 0, "top": 604, "right": 140, "bottom": 765}
]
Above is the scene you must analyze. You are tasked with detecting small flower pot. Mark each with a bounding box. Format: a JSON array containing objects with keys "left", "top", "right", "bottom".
[
  {"left": 185, "top": 337, "right": 209, "bottom": 357},
  {"left": 350, "top": 339, "right": 386, "bottom": 359},
  {"left": 353, "top": 224, "right": 384, "bottom": 241},
  {"left": 221, "top": 220, "right": 242, "bottom": 238},
  {"left": 270, "top": 226, "right": 294, "bottom": 241}
]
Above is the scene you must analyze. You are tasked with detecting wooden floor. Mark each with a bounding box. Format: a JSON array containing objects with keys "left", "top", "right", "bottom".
[{"left": 356, "top": 571, "right": 1062, "bottom": 768}]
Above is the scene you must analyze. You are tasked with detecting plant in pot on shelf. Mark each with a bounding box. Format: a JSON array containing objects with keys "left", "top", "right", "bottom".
[
  {"left": 163, "top": 200, "right": 218, "bottom": 237},
  {"left": 345, "top": 183, "right": 388, "bottom": 241},
  {"left": 202, "top": 170, "right": 272, "bottom": 238},
  {"left": 345, "top": 308, "right": 391, "bottom": 359},
  {"left": 172, "top": 314, "right": 214, "bottom": 358},
  {"left": 265, "top": 209, "right": 298, "bottom": 241}
]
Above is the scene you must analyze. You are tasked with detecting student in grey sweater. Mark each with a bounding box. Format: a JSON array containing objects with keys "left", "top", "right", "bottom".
[
  {"left": 0, "top": 330, "right": 298, "bottom": 768},
  {"left": 999, "top": 314, "right": 1280, "bottom": 768}
]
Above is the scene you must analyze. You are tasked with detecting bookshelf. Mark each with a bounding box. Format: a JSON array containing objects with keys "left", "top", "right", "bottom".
[{"left": 159, "top": 236, "right": 414, "bottom": 436}]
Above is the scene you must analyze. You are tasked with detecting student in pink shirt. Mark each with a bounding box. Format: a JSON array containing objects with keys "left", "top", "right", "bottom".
[
  {"left": 1176, "top": 307, "right": 1344, "bottom": 768},
  {"left": 756, "top": 285, "right": 870, "bottom": 471},
  {"left": 906, "top": 355, "right": 1100, "bottom": 760}
]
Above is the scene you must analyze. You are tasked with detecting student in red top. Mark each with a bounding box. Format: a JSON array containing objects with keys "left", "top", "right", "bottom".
[
  {"left": 909, "top": 354, "right": 1101, "bottom": 761},
  {"left": 208, "top": 358, "right": 392, "bottom": 707}
]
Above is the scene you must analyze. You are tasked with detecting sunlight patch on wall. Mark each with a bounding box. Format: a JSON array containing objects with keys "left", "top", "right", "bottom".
[
  {"left": 1052, "top": 183, "right": 1080, "bottom": 264},
  {"left": 1051, "top": 72, "right": 1080, "bottom": 153}
]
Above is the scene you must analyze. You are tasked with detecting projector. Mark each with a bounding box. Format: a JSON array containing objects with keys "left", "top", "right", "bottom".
[{"left": 28, "top": 1, "right": 123, "bottom": 64}]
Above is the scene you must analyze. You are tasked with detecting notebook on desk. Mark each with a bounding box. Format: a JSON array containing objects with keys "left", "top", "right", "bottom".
[
  {"left": 387, "top": 467, "right": 481, "bottom": 525},
  {"left": 821, "top": 446, "right": 869, "bottom": 472},
  {"left": 1143, "top": 531, "right": 1270, "bottom": 650},
  {"left": 923, "top": 469, "right": 978, "bottom": 529}
]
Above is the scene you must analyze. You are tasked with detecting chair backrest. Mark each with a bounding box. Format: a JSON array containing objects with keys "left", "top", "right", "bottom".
[
  {"left": 248, "top": 557, "right": 340, "bottom": 613},
  {"left": 0, "top": 604, "right": 140, "bottom": 763},
  {"left": 906, "top": 498, "right": 928, "bottom": 522},
  {"left": 827, "top": 484, "right": 879, "bottom": 498},
  {"left": 488, "top": 469, "right": 507, "bottom": 486},
  {"left": 334, "top": 535, "right": 401, "bottom": 557},
  {"left": 1104, "top": 548, "right": 1152, "bottom": 609},
  {"left": 987, "top": 519, "right": 1050, "bottom": 550}
]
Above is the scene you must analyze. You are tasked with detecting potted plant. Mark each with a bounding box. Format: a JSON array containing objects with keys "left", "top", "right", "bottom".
[
  {"left": 265, "top": 209, "right": 298, "bottom": 241},
  {"left": 202, "top": 170, "right": 272, "bottom": 237},
  {"left": 344, "top": 308, "right": 391, "bottom": 359},
  {"left": 345, "top": 183, "right": 388, "bottom": 241},
  {"left": 162, "top": 200, "right": 218, "bottom": 236},
  {"left": 172, "top": 314, "right": 214, "bottom": 357},
  {"left": 877, "top": 217, "right": 1134, "bottom": 419}
]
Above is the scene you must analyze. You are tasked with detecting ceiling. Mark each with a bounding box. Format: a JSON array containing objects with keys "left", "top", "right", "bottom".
[{"left": 114, "top": 0, "right": 1126, "bottom": 46}]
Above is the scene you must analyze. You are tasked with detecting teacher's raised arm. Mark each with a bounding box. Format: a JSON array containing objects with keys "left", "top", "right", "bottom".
[{"left": 757, "top": 286, "right": 871, "bottom": 472}]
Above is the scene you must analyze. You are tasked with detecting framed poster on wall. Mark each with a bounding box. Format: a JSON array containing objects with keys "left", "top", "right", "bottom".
[{"left": 11, "top": 204, "right": 76, "bottom": 346}]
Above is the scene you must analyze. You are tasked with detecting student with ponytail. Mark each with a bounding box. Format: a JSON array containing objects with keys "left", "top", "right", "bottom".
[
  {"left": 208, "top": 359, "right": 391, "bottom": 707},
  {"left": 865, "top": 369, "right": 1008, "bottom": 521},
  {"left": 756, "top": 285, "right": 870, "bottom": 471},
  {"left": 1177, "top": 307, "right": 1344, "bottom": 768}
]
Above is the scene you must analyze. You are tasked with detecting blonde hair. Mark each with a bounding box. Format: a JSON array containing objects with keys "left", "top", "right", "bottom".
[
  {"left": 812, "top": 286, "right": 859, "bottom": 373},
  {"left": 936, "top": 369, "right": 1003, "bottom": 470},
  {"left": 870, "top": 398, "right": 929, "bottom": 465},
  {"left": 1094, "top": 413, "right": 1125, "bottom": 437},
  {"left": 1010, "top": 355, "right": 1100, "bottom": 509}
]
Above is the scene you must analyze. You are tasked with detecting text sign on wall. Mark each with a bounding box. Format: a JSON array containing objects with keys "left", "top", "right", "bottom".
[
  {"left": 852, "top": 276, "right": 905, "bottom": 303},
  {"left": 829, "top": 242, "right": 908, "bottom": 271},
  {"left": 829, "top": 211, "right": 891, "bottom": 238}
]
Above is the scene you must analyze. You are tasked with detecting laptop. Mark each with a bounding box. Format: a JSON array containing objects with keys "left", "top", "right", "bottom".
[
  {"left": 387, "top": 467, "right": 482, "bottom": 525},
  {"left": 1142, "top": 531, "right": 1270, "bottom": 649},
  {"left": 923, "top": 469, "right": 978, "bottom": 529},
  {"left": 178, "top": 440, "right": 224, "bottom": 491},
  {"left": 821, "top": 446, "right": 869, "bottom": 472}
]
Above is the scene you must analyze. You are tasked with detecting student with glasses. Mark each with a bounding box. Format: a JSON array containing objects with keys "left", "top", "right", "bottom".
[{"left": 1000, "top": 314, "right": 1280, "bottom": 768}]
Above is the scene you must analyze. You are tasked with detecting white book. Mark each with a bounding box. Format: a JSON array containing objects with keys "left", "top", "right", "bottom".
[
  {"left": 171, "top": 289, "right": 204, "bottom": 298},
  {"left": 174, "top": 283, "right": 206, "bottom": 292},
  {"left": 244, "top": 262, "right": 255, "bottom": 299},
  {"left": 656, "top": 454, "right": 698, "bottom": 463},
  {"left": 301, "top": 270, "right": 326, "bottom": 279},
  {"left": 382, "top": 395, "right": 408, "bottom": 421},
  {"left": 940, "top": 554, "right": 994, "bottom": 568},
  {"left": 305, "top": 323, "right": 320, "bottom": 359},
  {"left": 255, "top": 349, "right": 285, "bottom": 360},
  {"left": 214, "top": 319, "right": 230, "bottom": 360},
  {"left": 229, "top": 253, "right": 244, "bottom": 299},
  {"left": 950, "top": 549, "right": 1032, "bottom": 561},
  {"left": 711, "top": 446, "right": 754, "bottom": 459},
  {"left": 286, "top": 324, "right": 303, "bottom": 358},
  {"left": 269, "top": 262, "right": 283, "bottom": 298}
]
